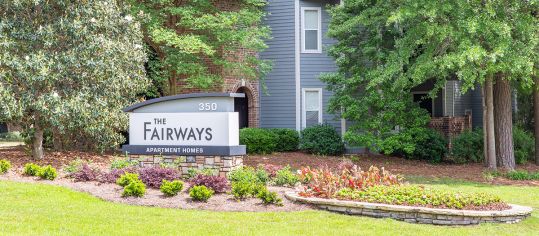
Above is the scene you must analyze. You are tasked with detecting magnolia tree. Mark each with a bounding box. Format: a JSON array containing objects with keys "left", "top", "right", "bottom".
[
  {"left": 0, "top": 1, "right": 148, "bottom": 159},
  {"left": 323, "top": 0, "right": 537, "bottom": 169}
]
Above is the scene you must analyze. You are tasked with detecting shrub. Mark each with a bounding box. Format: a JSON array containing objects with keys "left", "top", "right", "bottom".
[
  {"left": 269, "top": 128, "right": 299, "bottom": 152},
  {"left": 382, "top": 128, "right": 447, "bottom": 163},
  {"left": 228, "top": 166, "right": 266, "bottom": 184},
  {"left": 72, "top": 164, "right": 100, "bottom": 182},
  {"left": 231, "top": 181, "right": 265, "bottom": 200},
  {"left": 138, "top": 167, "right": 181, "bottom": 188},
  {"left": 189, "top": 174, "right": 229, "bottom": 193},
  {"left": 122, "top": 180, "right": 146, "bottom": 197},
  {"left": 336, "top": 185, "right": 507, "bottom": 210},
  {"left": 0, "top": 159, "right": 11, "bottom": 174},
  {"left": 98, "top": 167, "right": 137, "bottom": 184},
  {"left": 257, "top": 164, "right": 281, "bottom": 178},
  {"left": 63, "top": 159, "right": 85, "bottom": 175},
  {"left": 274, "top": 165, "right": 299, "bottom": 186},
  {"left": 116, "top": 173, "right": 140, "bottom": 187},
  {"left": 189, "top": 185, "right": 214, "bottom": 202},
  {"left": 513, "top": 127, "right": 535, "bottom": 164},
  {"left": 160, "top": 180, "right": 184, "bottom": 197},
  {"left": 505, "top": 170, "right": 539, "bottom": 180},
  {"left": 298, "top": 165, "right": 402, "bottom": 198},
  {"left": 257, "top": 188, "right": 283, "bottom": 206},
  {"left": 23, "top": 163, "right": 41, "bottom": 176},
  {"left": 38, "top": 165, "right": 57, "bottom": 180},
  {"left": 451, "top": 129, "right": 484, "bottom": 163},
  {"left": 186, "top": 167, "right": 216, "bottom": 179},
  {"left": 239, "top": 128, "right": 278, "bottom": 154},
  {"left": 299, "top": 124, "right": 345, "bottom": 156},
  {"left": 110, "top": 157, "right": 139, "bottom": 170},
  {"left": 0, "top": 131, "right": 23, "bottom": 141},
  {"left": 255, "top": 167, "right": 270, "bottom": 184}
]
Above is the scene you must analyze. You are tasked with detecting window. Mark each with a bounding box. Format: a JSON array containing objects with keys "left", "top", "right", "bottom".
[
  {"left": 301, "top": 7, "right": 321, "bottom": 53},
  {"left": 302, "top": 88, "right": 323, "bottom": 128}
]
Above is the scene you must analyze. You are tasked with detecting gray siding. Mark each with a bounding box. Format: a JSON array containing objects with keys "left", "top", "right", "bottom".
[
  {"left": 444, "top": 81, "right": 483, "bottom": 128},
  {"left": 300, "top": 0, "right": 341, "bottom": 133},
  {"left": 259, "top": 0, "right": 297, "bottom": 129}
]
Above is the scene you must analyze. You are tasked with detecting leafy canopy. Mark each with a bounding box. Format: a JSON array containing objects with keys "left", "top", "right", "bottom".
[
  {"left": 0, "top": 0, "right": 148, "bottom": 151},
  {"left": 322, "top": 0, "right": 538, "bottom": 153}
]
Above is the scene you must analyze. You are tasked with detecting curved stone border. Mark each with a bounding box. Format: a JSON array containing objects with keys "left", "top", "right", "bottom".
[{"left": 285, "top": 192, "right": 532, "bottom": 225}]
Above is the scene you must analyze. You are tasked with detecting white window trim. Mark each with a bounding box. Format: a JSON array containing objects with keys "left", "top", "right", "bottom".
[
  {"left": 301, "top": 7, "right": 322, "bottom": 54},
  {"left": 302, "top": 88, "right": 323, "bottom": 128}
]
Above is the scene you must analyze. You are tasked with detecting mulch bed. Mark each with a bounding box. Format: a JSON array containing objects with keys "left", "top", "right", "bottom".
[{"left": 244, "top": 152, "right": 539, "bottom": 186}]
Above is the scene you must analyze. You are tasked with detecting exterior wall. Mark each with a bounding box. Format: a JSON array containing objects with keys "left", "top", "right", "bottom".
[
  {"left": 259, "top": 0, "right": 297, "bottom": 129},
  {"left": 444, "top": 81, "right": 483, "bottom": 129}
]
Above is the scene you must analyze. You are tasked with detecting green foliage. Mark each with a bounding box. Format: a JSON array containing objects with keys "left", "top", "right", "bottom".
[
  {"left": 322, "top": 0, "right": 538, "bottom": 151},
  {"left": 269, "top": 128, "right": 300, "bottom": 152},
  {"left": 239, "top": 128, "right": 278, "bottom": 154},
  {"left": 63, "top": 159, "right": 85, "bottom": 174},
  {"left": 381, "top": 128, "right": 448, "bottom": 163},
  {"left": 38, "top": 165, "right": 57, "bottom": 180},
  {"left": 451, "top": 129, "right": 484, "bottom": 164},
  {"left": 116, "top": 173, "right": 140, "bottom": 187},
  {"left": 0, "top": 1, "right": 148, "bottom": 154},
  {"left": 189, "top": 185, "right": 214, "bottom": 202},
  {"left": 128, "top": 0, "right": 271, "bottom": 93},
  {"left": 23, "top": 163, "right": 41, "bottom": 176},
  {"left": 231, "top": 181, "right": 265, "bottom": 200},
  {"left": 0, "top": 159, "right": 11, "bottom": 174},
  {"left": 110, "top": 158, "right": 139, "bottom": 170},
  {"left": 122, "top": 180, "right": 146, "bottom": 198},
  {"left": 273, "top": 166, "right": 299, "bottom": 187},
  {"left": 228, "top": 166, "right": 267, "bottom": 184},
  {"left": 160, "top": 180, "right": 184, "bottom": 197},
  {"left": 505, "top": 170, "right": 539, "bottom": 180},
  {"left": 186, "top": 168, "right": 217, "bottom": 179},
  {"left": 299, "top": 124, "right": 345, "bottom": 156},
  {"left": 0, "top": 132, "right": 23, "bottom": 142},
  {"left": 513, "top": 127, "right": 535, "bottom": 164},
  {"left": 336, "top": 185, "right": 505, "bottom": 210},
  {"left": 256, "top": 188, "right": 283, "bottom": 206}
]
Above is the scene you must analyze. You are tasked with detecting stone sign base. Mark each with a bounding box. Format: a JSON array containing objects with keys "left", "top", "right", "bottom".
[{"left": 129, "top": 155, "right": 243, "bottom": 178}]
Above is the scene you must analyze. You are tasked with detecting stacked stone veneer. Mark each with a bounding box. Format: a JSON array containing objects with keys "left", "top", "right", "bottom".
[
  {"left": 129, "top": 155, "right": 243, "bottom": 178},
  {"left": 285, "top": 192, "right": 532, "bottom": 225}
]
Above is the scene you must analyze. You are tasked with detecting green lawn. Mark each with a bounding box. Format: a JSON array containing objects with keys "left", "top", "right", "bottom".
[{"left": 0, "top": 179, "right": 538, "bottom": 236}]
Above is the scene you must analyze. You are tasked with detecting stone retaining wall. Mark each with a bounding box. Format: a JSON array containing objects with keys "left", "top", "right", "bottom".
[
  {"left": 129, "top": 155, "right": 243, "bottom": 178},
  {"left": 285, "top": 192, "right": 532, "bottom": 225}
]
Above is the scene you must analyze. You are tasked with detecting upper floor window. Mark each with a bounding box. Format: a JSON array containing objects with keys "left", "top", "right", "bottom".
[{"left": 301, "top": 7, "right": 322, "bottom": 53}]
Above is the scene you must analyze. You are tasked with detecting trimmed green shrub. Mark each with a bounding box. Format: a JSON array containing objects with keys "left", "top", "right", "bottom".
[
  {"left": 451, "top": 129, "right": 484, "bottom": 163},
  {"left": 382, "top": 128, "right": 447, "bottom": 163},
  {"left": 231, "top": 181, "right": 265, "bottom": 200},
  {"left": 0, "top": 159, "right": 11, "bottom": 174},
  {"left": 239, "top": 128, "right": 278, "bottom": 154},
  {"left": 23, "top": 163, "right": 41, "bottom": 176},
  {"left": 299, "top": 124, "right": 345, "bottom": 156},
  {"left": 228, "top": 166, "right": 267, "bottom": 184},
  {"left": 0, "top": 132, "right": 23, "bottom": 142},
  {"left": 189, "top": 185, "right": 214, "bottom": 202},
  {"left": 160, "top": 180, "right": 184, "bottom": 197},
  {"left": 122, "top": 180, "right": 146, "bottom": 197},
  {"left": 274, "top": 165, "right": 299, "bottom": 186},
  {"left": 257, "top": 188, "right": 283, "bottom": 206},
  {"left": 269, "top": 128, "right": 300, "bottom": 152},
  {"left": 38, "top": 165, "right": 57, "bottom": 180},
  {"left": 116, "top": 173, "right": 140, "bottom": 187},
  {"left": 513, "top": 127, "right": 535, "bottom": 164}
]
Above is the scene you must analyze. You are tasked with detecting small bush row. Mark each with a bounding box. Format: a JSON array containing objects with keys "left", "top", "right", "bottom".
[
  {"left": 23, "top": 163, "right": 57, "bottom": 180},
  {"left": 240, "top": 125, "right": 345, "bottom": 156}
]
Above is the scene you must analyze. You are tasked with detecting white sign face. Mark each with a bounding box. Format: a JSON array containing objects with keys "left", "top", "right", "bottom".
[{"left": 129, "top": 112, "right": 239, "bottom": 146}]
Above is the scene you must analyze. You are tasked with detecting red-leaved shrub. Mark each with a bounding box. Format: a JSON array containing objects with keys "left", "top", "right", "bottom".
[
  {"left": 189, "top": 174, "right": 229, "bottom": 193},
  {"left": 298, "top": 165, "right": 402, "bottom": 198},
  {"left": 72, "top": 164, "right": 100, "bottom": 182},
  {"left": 258, "top": 164, "right": 282, "bottom": 178},
  {"left": 138, "top": 167, "right": 181, "bottom": 188}
]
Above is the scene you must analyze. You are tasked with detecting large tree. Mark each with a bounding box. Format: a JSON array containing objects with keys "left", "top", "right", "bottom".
[
  {"left": 0, "top": 0, "right": 148, "bottom": 159},
  {"left": 129, "top": 0, "right": 271, "bottom": 95},
  {"left": 323, "top": 0, "right": 537, "bottom": 168}
]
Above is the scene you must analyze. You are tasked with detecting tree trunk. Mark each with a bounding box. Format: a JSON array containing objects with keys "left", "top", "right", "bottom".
[
  {"left": 534, "top": 76, "right": 539, "bottom": 165},
  {"left": 32, "top": 126, "right": 44, "bottom": 160},
  {"left": 484, "top": 76, "right": 496, "bottom": 170},
  {"left": 493, "top": 77, "right": 515, "bottom": 170}
]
